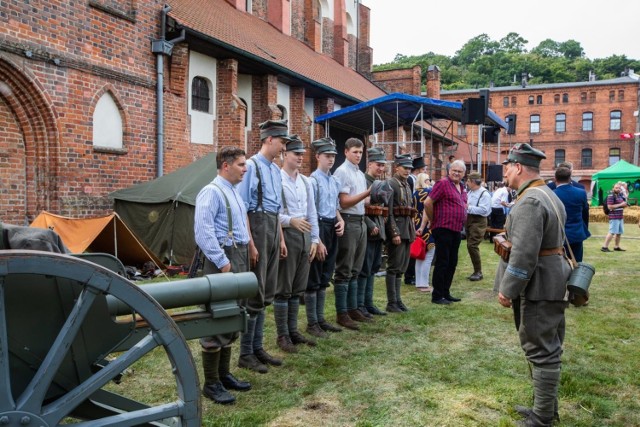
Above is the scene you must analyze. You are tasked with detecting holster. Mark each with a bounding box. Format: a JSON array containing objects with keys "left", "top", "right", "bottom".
[{"left": 493, "top": 233, "right": 512, "bottom": 262}]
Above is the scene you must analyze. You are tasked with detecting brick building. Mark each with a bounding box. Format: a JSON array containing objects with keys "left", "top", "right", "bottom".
[
  {"left": 0, "top": 0, "right": 384, "bottom": 225},
  {"left": 439, "top": 70, "right": 640, "bottom": 190}
]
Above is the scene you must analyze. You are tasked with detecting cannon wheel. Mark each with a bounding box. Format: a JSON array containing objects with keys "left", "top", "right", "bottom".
[{"left": 0, "top": 250, "right": 201, "bottom": 427}]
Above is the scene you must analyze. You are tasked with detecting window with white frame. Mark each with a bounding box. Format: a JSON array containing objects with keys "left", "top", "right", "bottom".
[
  {"left": 582, "top": 112, "right": 593, "bottom": 131},
  {"left": 610, "top": 110, "right": 621, "bottom": 130},
  {"left": 555, "top": 113, "right": 566, "bottom": 132},
  {"left": 530, "top": 114, "right": 540, "bottom": 133}
]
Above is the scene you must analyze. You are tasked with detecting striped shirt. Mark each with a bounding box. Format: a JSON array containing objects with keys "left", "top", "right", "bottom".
[
  {"left": 279, "top": 169, "right": 320, "bottom": 244},
  {"left": 607, "top": 192, "right": 626, "bottom": 220},
  {"left": 195, "top": 176, "right": 250, "bottom": 269},
  {"left": 429, "top": 176, "right": 468, "bottom": 232},
  {"left": 238, "top": 152, "right": 282, "bottom": 213},
  {"left": 310, "top": 169, "right": 340, "bottom": 219},
  {"left": 333, "top": 160, "right": 367, "bottom": 215}
]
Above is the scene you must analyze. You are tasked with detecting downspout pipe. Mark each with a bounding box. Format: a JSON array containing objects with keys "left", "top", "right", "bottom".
[{"left": 152, "top": 5, "right": 185, "bottom": 177}]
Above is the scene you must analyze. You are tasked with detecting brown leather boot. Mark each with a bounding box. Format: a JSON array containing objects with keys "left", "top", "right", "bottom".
[
  {"left": 348, "top": 308, "right": 373, "bottom": 322},
  {"left": 276, "top": 335, "right": 298, "bottom": 353},
  {"left": 318, "top": 320, "right": 342, "bottom": 333},
  {"left": 336, "top": 312, "right": 360, "bottom": 330},
  {"left": 290, "top": 330, "right": 317, "bottom": 347},
  {"left": 306, "top": 323, "right": 328, "bottom": 338}
]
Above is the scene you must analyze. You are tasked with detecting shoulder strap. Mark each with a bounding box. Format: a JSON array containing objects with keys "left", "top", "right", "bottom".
[
  {"left": 249, "top": 158, "right": 263, "bottom": 210},
  {"left": 212, "top": 183, "right": 235, "bottom": 247},
  {"left": 529, "top": 187, "right": 575, "bottom": 265},
  {"left": 476, "top": 189, "right": 488, "bottom": 207}
]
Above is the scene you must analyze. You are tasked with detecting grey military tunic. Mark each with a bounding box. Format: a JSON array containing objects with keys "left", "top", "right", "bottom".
[{"left": 494, "top": 179, "right": 572, "bottom": 365}]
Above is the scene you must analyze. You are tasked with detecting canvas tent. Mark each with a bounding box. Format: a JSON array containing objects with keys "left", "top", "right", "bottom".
[
  {"left": 590, "top": 160, "right": 640, "bottom": 206},
  {"left": 110, "top": 153, "right": 217, "bottom": 265},
  {"left": 30, "top": 211, "right": 165, "bottom": 269}
]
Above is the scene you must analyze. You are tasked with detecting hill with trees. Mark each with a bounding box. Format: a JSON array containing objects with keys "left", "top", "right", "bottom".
[{"left": 372, "top": 32, "right": 640, "bottom": 91}]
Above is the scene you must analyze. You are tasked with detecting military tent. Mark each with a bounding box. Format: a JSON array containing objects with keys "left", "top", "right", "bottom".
[
  {"left": 30, "top": 211, "right": 165, "bottom": 269},
  {"left": 590, "top": 160, "right": 640, "bottom": 206},
  {"left": 110, "top": 153, "right": 217, "bottom": 265}
]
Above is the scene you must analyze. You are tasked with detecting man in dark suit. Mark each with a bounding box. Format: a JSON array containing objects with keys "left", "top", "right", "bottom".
[
  {"left": 553, "top": 166, "right": 590, "bottom": 262},
  {"left": 547, "top": 162, "right": 585, "bottom": 190}
]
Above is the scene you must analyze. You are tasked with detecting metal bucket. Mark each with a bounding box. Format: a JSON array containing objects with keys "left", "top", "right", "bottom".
[{"left": 567, "top": 262, "right": 595, "bottom": 296}]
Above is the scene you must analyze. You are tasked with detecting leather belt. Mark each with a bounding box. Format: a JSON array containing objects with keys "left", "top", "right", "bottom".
[{"left": 538, "top": 247, "right": 563, "bottom": 257}]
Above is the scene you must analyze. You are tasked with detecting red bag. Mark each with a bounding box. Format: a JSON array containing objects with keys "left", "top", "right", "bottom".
[{"left": 409, "top": 237, "right": 427, "bottom": 260}]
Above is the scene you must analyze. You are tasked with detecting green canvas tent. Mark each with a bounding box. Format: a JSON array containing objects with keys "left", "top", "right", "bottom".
[
  {"left": 590, "top": 159, "right": 640, "bottom": 206},
  {"left": 110, "top": 153, "right": 217, "bottom": 265}
]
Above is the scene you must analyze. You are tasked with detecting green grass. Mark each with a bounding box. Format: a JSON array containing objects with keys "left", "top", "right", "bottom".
[{"left": 114, "top": 222, "right": 639, "bottom": 426}]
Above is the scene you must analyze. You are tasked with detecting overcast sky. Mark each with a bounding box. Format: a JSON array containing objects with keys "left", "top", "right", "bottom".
[{"left": 362, "top": 0, "right": 640, "bottom": 65}]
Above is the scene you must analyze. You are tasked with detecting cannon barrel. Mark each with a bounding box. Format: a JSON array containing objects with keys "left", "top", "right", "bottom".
[{"left": 106, "top": 272, "right": 258, "bottom": 316}]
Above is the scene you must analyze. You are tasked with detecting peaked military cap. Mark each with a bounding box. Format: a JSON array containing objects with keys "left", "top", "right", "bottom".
[
  {"left": 502, "top": 143, "right": 546, "bottom": 168},
  {"left": 394, "top": 153, "right": 414, "bottom": 168},
  {"left": 311, "top": 137, "right": 338, "bottom": 154},
  {"left": 367, "top": 147, "right": 388, "bottom": 163},
  {"left": 412, "top": 156, "right": 427, "bottom": 170},
  {"left": 284, "top": 134, "right": 305, "bottom": 153},
  {"left": 259, "top": 119, "right": 289, "bottom": 140}
]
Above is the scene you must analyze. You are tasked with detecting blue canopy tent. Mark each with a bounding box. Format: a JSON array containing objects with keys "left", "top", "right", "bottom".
[{"left": 314, "top": 92, "right": 508, "bottom": 175}]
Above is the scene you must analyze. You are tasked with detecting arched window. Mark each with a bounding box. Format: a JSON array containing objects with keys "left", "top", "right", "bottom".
[
  {"left": 582, "top": 112, "right": 593, "bottom": 131},
  {"left": 93, "top": 92, "right": 123, "bottom": 149},
  {"left": 511, "top": 96, "right": 517, "bottom": 106},
  {"left": 536, "top": 95, "right": 543, "bottom": 104},
  {"left": 191, "top": 77, "right": 211, "bottom": 113},
  {"left": 562, "top": 93, "right": 569, "bottom": 103},
  {"left": 581, "top": 148, "right": 592, "bottom": 168},
  {"left": 610, "top": 110, "right": 621, "bottom": 130},
  {"left": 530, "top": 114, "right": 540, "bottom": 133},
  {"left": 528, "top": 96, "right": 534, "bottom": 105},
  {"left": 554, "top": 94, "right": 560, "bottom": 104},
  {"left": 554, "top": 149, "right": 565, "bottom": 167},
  {"left": 555, "top": 113, "right": 566, "bottom": 133},
  {"left": 503, "top": 96, "right": 509, "bottom": 107}
]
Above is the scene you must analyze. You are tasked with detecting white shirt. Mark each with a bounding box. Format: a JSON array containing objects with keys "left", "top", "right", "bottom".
[
  {"left": 333, "top": 160, "right": 367, "bottom": 215},
  {"left": 279, "top": 169, "right": 320, "bottom": 244},
  {"left": 491, "top": 187, "right": 510, "bottom": 209}
]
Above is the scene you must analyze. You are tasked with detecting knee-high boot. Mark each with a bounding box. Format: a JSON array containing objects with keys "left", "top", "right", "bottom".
[
  {"left": 396, "top": 276, "right": 409, "bottom": 311},
  {"left": 385, "top": 274, "right": 402, "bottom": 312},
  {"left": 518, "top": 364, "right": 560, "bottom": 426},
  {"left": 202, "top": 349, "right": 235, "bottom": 404}
]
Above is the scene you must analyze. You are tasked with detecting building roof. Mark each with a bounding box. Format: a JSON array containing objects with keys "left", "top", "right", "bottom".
[
  {"left": 167, "top": 0, "right": 386, "bottom": 103},
  {"left": 440, "top": 75, "right": 639, "bottom": 96}
]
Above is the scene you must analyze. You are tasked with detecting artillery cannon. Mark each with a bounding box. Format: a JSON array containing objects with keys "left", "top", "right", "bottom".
[{"left": 0, "top": 250, "right": 257, "bottom": 427}]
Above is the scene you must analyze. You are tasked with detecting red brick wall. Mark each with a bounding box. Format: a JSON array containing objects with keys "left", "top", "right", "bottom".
[
  {"left": 371, "top": 66, "right": 421, "bottom": 95},
  {"left": 357, "top": 4, "right": 372, "bottom": 77},
  {"left": 0, "top": 94, "right": 27, "bottom": 224}
]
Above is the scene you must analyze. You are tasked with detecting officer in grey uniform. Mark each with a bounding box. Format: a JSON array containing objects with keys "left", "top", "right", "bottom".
[
  {"left": 385, "top": 154, "right": 418, "bottom": 312},
  {"left": 495, "top": 143, "right": 572, "bottom": 427}
]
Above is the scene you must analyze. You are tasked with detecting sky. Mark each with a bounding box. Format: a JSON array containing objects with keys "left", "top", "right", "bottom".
[{"left": 362, "top": 0, "right": 640, "bottom": 65}]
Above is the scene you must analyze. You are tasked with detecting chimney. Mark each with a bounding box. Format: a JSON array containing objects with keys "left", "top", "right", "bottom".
[
  {"left": 426, "top": 65, "right": 441, "bottom": 99},
  {"left": 588, "top": 70, "right": 596, "bottom": 81},
  {"left": 521, "top": 72, "right": 528, "bottom": 88}
]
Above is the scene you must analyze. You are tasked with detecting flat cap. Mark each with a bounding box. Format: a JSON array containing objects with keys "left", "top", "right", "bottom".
[
  {"left": 311, "top": 137, "right": 338, "bottom": 155},
  {"left": 259, "top": 119, "right": 288, "bottom": 140},
  {"left": 367, "top": 147, "right": 388, "bottom": 163},
  {"left": 412, "top": 156, "right": 427, "bottom": 170},
  {"left": 284, "top": 134, "right": 305, "bottom": 153},
  {"left": 394, "top": 154, "right": 414, "bottom": 168},
  {"left": 502, "top": 143, "right": 546, "bottom": 168}
]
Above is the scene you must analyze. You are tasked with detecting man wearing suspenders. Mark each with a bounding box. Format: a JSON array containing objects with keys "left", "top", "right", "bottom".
[
  {"left": 465, "top": 172, "right": 491, "bottom": 281},
  {"left": 237, "top": 119, "right": 288, "bottom": 373},
  {"left": 305, "top": 137, "right": 344, "bottom": 337},
  {"left": 194, "top": 147, "right": 252, "bottom": 404},
  {"left": 274, "top": 135, "right": 320, "bottom": 352}
]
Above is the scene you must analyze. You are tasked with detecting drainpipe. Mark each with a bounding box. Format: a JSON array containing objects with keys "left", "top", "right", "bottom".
[{"left": 151, "top": 5, "right": 185, "bottom": 177}]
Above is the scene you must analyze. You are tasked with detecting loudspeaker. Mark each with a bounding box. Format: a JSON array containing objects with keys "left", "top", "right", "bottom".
[
  {"left": 483, "top": 126, "right": 500, "bottom": 143},
  {"left": 461, "top": 98, "right": 486, "bottom": 125},
  {"left": 479, "top": 89, "right": 490, "bottom": 116},
  {"left": 507, "top": 114, "right": 517, "bottom": 135},
  {"left": 487, "top": 165, "right": 503, "bottom": 182}
]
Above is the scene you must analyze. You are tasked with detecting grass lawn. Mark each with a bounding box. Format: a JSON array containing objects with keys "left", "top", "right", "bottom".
[{"left": 116, "top": 222, "right": 639, "bottom": 426}]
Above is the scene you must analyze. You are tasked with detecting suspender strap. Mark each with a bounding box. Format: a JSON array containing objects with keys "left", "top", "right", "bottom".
[
  {"left": 476, "top": 189, "right": 488, "bottom": 207},
  {"left": 311, "top": 176, "right": 320, "bottom": 212},
  {"left": 249, "top": 158, "right": 264, "bottom": 211},
  {"left": 281, "top": 187, "right": 289, "bottom": 215},
  {"left": 212, "top": 183, "right": 236, "bottom": 248}
]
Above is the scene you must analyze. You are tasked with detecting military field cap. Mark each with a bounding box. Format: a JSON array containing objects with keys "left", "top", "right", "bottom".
[
  {"left": 394, "top": 153, "right": 414, "bottom": 168},
  {"left": 502, "top": 143, "right": 546, "bottom": 168},
  {"left": 259, "top": 119, "right": 289, "bottom": 140},
  {"left": 284, "top": 134, "right": 305, "bottom": 153},
  {"left": 468, "top": 172, "right": 482, "bottom": 180},
  {"left": 367, "top": 147, "right": 387, "bottom": 163},
  {"left": 412, "top": 156, "right": 427, "bottom": 170},
  {"left": 312, "top": 137, "right": 338, "bottom": 154}
]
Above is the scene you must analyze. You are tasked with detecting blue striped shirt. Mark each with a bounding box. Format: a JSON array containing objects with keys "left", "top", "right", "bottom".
[
  {"left": 238, "top": 152, "right": 282, "bottom": 213},
  {"left": 280, "top": 169, "right": 320, "bottom": 243},
  {"left": 195, "top": 176, "right": 250, "bottom": 269},
  {"left": 310, "top": 169, "right": 340, "bottom": 219}
]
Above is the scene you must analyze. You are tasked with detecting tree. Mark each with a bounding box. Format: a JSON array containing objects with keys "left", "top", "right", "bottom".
[
  {"left": 531, "top": 39, "right": 562, "bottom": 57},
  {"left": 559, "top": 40, "right": 584, "bottom": 59},
  {"left": 499, "top": 32, "right": 528, "bottom": 54}
]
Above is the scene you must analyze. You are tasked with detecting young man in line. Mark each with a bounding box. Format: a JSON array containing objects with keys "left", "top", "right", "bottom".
[
  {"left": 237, "top": 119, "right": 288, "bottom": 373},
  {"left": 194, "top": 146, "right": 252, "bottom": 404},
  {"left": 357, "top": 147, "right": 389, "bottom": 318},
  {"left": 305, "top": 137, "right": 344, "bottom": 337},
  {"left": 332, "top": 138, "right": 371, "bottom": 330},
  {"left": 274, "top": 135, "right": 320, "bottom": 352}
]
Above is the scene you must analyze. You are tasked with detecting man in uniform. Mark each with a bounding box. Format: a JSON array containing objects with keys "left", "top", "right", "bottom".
[
  {"left": 495, "top": 143, "right": 572, "bottom": 426},
  {"left": 385, "top": 154, "right": 417, "bottom": 312},
  {"left": 465, "top": 172, "right": 491, "bottom": 281},
  {"left": 357, "top": 147, "right": 389, "bottom": 318},
  {"left": 194, "top": 147, "right": 252, "bottom": 404},
  {"left": 237, "top": 119, "right": 288, "bottom": 373},
  {"left": 305, "top": 137, "right": 344, "bottom": 337},
  {"left": 274, "top": 135, "right": 319, "bottom": 352},
  {"left": 333, "top": 137, "right": 371, "bottom": 330},
  {"left": 404, "top": 156, "right": 427, "bottom": 285}
]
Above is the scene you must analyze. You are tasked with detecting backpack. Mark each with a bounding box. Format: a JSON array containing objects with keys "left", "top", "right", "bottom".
[{"left": 602, "top": 198, "right": 610, "bottom": 215}]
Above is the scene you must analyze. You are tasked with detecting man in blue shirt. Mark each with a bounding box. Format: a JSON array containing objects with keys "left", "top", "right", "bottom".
[{"left": 237, "top": 119, "right": 288, "bottom": 373}]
